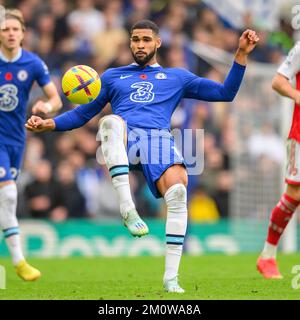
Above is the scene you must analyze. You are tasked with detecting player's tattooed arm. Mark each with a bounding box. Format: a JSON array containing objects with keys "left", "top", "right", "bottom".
[
  {"left": 234, "top": 29, "right": 259, "bottom": 65},
  {"left": 25, "top": 116, "right": 56, "bottom": 132}
]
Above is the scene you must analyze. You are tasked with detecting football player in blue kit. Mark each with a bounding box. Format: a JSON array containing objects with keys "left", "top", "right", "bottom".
[
  {"left": 0, "top": 9, "right": 62, "bottom": 281},
  {"left": 26, "top": 20, "right": 258, "bottom": 292}
]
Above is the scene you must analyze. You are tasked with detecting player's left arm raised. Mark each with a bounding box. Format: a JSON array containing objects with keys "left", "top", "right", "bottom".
[
  {"left": 183, "top": 29, "right": 259, "bottom": 102},
  {"left": 31, "top": 82, "right": 62, "bottom": 116},
  {"left": 234, "top": 29, "right": 260, "bottom": 65}
]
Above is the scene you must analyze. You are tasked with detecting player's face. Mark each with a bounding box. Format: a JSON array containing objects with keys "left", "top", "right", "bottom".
[
  {"left": 130, "top": 29, "right": 161, "bottom": 66},
  {"left": 0, "top": 18, "right": 24, "bottom": 50}
]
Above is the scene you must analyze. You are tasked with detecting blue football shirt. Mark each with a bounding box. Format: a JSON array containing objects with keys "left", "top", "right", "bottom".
[
  {"left": 54, "top": 62, "right": 246, "bottom": 131},
  {"left": 0, "top": 48, "right": 51, "bottom": 146}
]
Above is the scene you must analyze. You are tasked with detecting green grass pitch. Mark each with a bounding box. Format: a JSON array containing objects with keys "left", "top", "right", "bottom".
[{"left": 0, "top": 254, "right": 300, "bottom": 300}]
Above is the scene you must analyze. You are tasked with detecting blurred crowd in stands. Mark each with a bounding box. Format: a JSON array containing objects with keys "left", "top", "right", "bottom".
[{"left": 2, "top": 0, "right": 296, "bottom": 222}]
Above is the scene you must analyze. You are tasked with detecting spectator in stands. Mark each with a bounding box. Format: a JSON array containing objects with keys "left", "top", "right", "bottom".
[
  {"left": 54, "top": 160, "right": 87, "bottom": 219},
  {"left": 188, "top": 184, "right": 220, "bottom": 222},
  {"left": 67, "top": 0, "right": 105, "bottom": 41},
  {"left": 24, "top": 160, "right": 64, "bottom": 219}
]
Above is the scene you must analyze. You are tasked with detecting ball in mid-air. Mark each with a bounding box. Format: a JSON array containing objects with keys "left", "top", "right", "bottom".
[{"left": 62, "top": 65, "right": 101, "bottom": 104}]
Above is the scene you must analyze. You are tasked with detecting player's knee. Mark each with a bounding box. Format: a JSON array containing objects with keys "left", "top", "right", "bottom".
[
  {"left": 164, "top": 184, "right": 187, "bottom": 232},
  {"left": 0, "top": 183, "right": 18, "bottom": 229},
  {"left": 173, "top": 164, "right": 188, "bottom": 187},
  {"left": 99, "top": 115, "right": 125, "bottom": 141},
  {"left": 0, "top": 180, "right": 14, "bottom": 189},
  {"left": 174, "top": 183, "right": 187, "bottom": 202},
  {"left": 179, "top": 174, "right": 188, "bottom": 187},
  {"left": 287, "top": 184, "right": 300, "bottom": 202},
  {"left": 0, "top": 183, "right": 17, "bottom": 206},
  {"left": 99, "top": 115, "right": 124, "bottom": 131},
  {"left": 164, "top": 183, "right": 187, "bottom": 206}
]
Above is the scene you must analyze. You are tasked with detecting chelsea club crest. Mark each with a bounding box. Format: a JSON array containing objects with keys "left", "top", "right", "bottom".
[
  {"left": 17, "top": 70, "right": 28, "bottom": 81},
  {"left": 155, "top": 72, "right": 167, "bottom": 79}
]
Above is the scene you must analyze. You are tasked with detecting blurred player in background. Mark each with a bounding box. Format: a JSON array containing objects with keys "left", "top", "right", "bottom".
[
  {"left": 26, "top": 20, "right": 258, "bottom": 292},
  {"left": 0, "top": 9, "right": 62, "bottom": 281},
  {"left": 257, "top": 42, "right": 300, "bottom": 279}
]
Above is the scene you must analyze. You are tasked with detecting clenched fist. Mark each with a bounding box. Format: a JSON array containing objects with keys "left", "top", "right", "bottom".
[
  {"left": 25, "top": 116, "right": 55, "bottom": 132},
  {"left": 238, "top": 29, "right": 259, "bottom": 55}
]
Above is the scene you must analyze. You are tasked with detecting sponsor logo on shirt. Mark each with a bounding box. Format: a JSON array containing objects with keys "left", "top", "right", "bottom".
[
  {"left": 130, "top": 81, "right": 154, "bottom": 103},
  {"left": 0, "top": 84, "right": 19, "bottom": 112},
  {"left": 120, "top": 75, "right": 133, "bottom": 79}
]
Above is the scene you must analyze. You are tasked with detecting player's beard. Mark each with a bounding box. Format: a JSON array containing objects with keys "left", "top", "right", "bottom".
[{"left": 132, "top": 47, "right": 156, "bottom": 66}]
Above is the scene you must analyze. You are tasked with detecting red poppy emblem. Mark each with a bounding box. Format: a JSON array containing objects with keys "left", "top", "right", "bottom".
[
  {"left": 5, "top": 72, "right": 13, "bottom": 81},
  {"left": 140, "top": 74, "right": 147, "bottom": 79}
]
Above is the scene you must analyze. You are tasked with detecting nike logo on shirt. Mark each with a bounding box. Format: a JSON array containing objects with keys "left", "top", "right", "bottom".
[{"left": 120, "top": 75, "right": 133, "bottom": 79}]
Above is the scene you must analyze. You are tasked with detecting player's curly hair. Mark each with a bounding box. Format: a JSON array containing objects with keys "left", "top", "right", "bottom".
[
  {"left": 130, "top": 20, "right": 159, "bottom": 36},
  {"left": 2, "top": 8, "right": 26, "bottom": 32}
]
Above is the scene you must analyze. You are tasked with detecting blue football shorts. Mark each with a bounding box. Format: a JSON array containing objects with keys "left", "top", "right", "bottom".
[
  {"left": 126, "top": 125, "right": 186, "bottom": 198},
  {"left": 0, "top": 143, "right": 24, "bottom": 182}
]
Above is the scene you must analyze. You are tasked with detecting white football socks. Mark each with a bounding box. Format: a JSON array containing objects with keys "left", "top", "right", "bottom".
[
  {"left": 0, "top": 184, "right": 24, "bottom": 265},
  {"left": 164, "top": 183, "right": 188, "bottom": 282},
  {"left": 5, "top": 234, "right": 24, "bottom": 265},
  {"left": 111, "top": 174, "right": 135, "bottom": 217},
  {"left": 261, "top": 241, "right": 277, "bottom": 259},
  {"left": 99, "top": 115, "right": 136, "bottom": 217}
]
